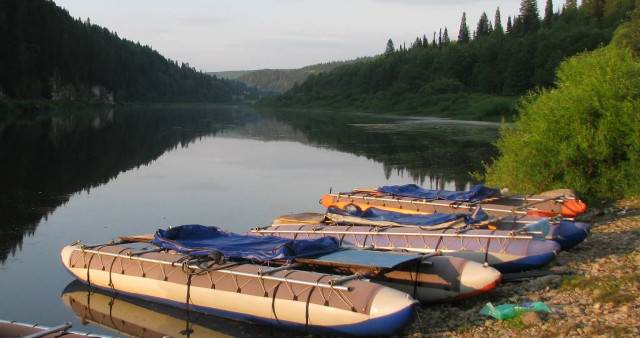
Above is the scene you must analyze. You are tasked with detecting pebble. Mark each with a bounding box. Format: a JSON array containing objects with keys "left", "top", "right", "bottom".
[
  {"left": 520, "top": 311, "right": 542, "bottom": 325},
  {"left": 405, "top": 206, "right": 640, "bottom": 337}
]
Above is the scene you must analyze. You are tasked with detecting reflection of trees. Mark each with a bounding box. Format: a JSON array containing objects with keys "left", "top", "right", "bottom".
[
  {"left": 0, "top": 106, "right": 498, "bottom": 262},
  {"left": 0, "top": 105, "right": 259, "bottom": 262},
  {"left": 258, "top": 109, "right": 499, "bottom": 190}
]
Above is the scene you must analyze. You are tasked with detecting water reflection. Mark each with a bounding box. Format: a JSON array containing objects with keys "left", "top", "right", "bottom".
[
  {"left": 62, "top": 280, "right": 295, "bottom": 337},
  {"left": 0, "top": 106, "right": 498, "bottom": 263},
  {"left": 257, "top": 109, "right": 499, "bottom": 187},
  {"left": 0, "top": 105, "right": 260, "bottom": 262}
]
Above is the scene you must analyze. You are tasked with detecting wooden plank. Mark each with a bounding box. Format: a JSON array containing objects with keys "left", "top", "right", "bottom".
[{"left": 118, "top": 234, "right": 154, "bottom": 243}]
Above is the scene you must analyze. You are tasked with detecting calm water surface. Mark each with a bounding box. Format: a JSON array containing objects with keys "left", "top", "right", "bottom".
[{"left": 0, "top": 105, "right": 499, "bottom": 336}]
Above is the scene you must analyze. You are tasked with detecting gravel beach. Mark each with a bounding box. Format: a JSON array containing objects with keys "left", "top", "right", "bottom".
[{"left": 407, "top": 200, "right": 640, "bottom": 337}]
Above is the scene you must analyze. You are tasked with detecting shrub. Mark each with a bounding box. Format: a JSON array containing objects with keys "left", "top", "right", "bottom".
[{"left": 482, "top": 30, "right": 640, "bottom": 200}]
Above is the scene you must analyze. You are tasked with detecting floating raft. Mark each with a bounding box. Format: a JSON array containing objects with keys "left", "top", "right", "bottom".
[
  {"left": 252, "top": 214, "right": 561, "bottom": 273},
  {"left": 323, "top": 204, "right": 590, "bottom": 250},
  {"left": 321, "top": 184, "right": 587, "bottom": 218},
  {"left": 122, "top": 225, "right": 501, "bottom": 303},
  {"left": 60, "top": 225, "right": 419, "bottom": 336}
]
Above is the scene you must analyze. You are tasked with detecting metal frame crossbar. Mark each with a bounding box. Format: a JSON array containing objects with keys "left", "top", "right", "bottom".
[
  {"left": 252, "top": 228, "right": 537, "bottom": 240},
  {"left": 24, "top": 323, "right": 73, "bottom": 338},
  {"left": 330, "top": 192, "right": 572, "bottom": 218},
  {"left": 73, "top": 246, "right": 353, "bottom": 291}
]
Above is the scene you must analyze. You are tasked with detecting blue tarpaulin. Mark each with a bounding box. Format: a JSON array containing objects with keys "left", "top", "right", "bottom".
[
  {"left": 377, "top": 184, "right": 501, "bottom": 202},
  {"left": 327, "top": 204, "right": 488, "bottom": 226},
  {"left": 151, "top": 224, "right": 341, "bottom": 262}
]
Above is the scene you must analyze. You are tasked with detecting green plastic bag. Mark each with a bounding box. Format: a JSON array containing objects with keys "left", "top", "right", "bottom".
[{"left": 479, "top": 301, "right": 550, "bottom": 320}]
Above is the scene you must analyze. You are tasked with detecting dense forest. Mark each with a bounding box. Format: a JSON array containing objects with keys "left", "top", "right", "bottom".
[
  {"left": 259, "top": 0, "right": 636, "bottom": 121},
  {"left": 0, "top": 0, "right": 255, "bottom": 105}
]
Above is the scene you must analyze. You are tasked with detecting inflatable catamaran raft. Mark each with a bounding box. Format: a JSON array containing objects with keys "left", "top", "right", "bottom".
[
  {"left": 319, "top": 184, "right": 590, "bottom": 250},
  {"left": 61, "top": 225, "right": 498, "bottom": 336},
  {"left": 251, "top": 210, "right": 562, "bottom": 273},
  {"left": 321, "top": 184, "right": 587, "bottom": 218}
]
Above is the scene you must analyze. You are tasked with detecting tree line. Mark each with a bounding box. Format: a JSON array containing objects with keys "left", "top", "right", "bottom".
[
  {"left": 259, "top": 0, "right": 636, "bottom": 121},
  {"left": 0, "top": 0, "right": 254, "bottom": 104}
]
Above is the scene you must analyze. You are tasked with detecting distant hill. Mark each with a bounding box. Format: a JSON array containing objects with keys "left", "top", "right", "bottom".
[
  {"left": 211, "top": 70, "right": 255, "bottom": 80},
  {"left": 211, "top": 58, "right": 372, "bottom": 94}
]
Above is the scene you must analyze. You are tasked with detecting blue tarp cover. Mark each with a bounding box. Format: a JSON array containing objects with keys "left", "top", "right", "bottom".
[
  {"left": 151, "top": 224, "right": 341, "bottom": 262},
  {"left": 301, "top": 249, "right": 422, "bottom": 269},
  {"left": 328, "top": 204, "right": 488, "bottom": 226},
  {"left": 377, "top": 184, "right": 501, "bottom": 202}
]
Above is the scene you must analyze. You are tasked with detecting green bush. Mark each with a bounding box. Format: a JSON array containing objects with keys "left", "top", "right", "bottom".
[{"left": 482, "top": 25, "right": 640, "bottom": 201}]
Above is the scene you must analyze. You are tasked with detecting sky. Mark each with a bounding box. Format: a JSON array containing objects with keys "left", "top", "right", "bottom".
[{"left": 54, "top": 1, "right": 549, "bottom": 72}]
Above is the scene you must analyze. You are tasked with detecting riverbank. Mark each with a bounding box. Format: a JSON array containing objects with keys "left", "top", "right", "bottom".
[
  {"left": 407, "top": 199, "right": 640, "bottom": 337},
  {"left": 256, "top": 93, "right": 519, "bottom": 123},
  {"left": 0, "top": 98, "right": 110, "bottom": 121}
]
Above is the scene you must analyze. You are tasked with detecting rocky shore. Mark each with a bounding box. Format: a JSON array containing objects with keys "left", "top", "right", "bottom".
[{"left": 408, "top": 200, "right": 640, "bottom": 337}]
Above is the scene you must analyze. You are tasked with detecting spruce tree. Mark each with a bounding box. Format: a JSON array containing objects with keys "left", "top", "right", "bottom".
[
  {"left": 518, "top": 0, "right": 540, "bottom": 33},
  {"left": 565, "top": 0, "right": 578, "bottom": 11},
  {"left": 413, "top": 37, "right": 422, "bottom": 48},
  {"left": 458, "top": 12, "right": 471, "bottom": 44},
  {"left": 442, "top": 28, "right": 451, "bottom": 46},
  {"left": 494, "top": 7, "right": 504, "bottom": 34},
  {"left": 506, "top": 16, "right": 513, "bottom": 33},
  {"left": 384, "top": 38, "right": 395, "bottom": 56},
  {"left": 475, "top": 12, "right": 491, "bottom": 39},
  {"left": 544, "top": 0, "right": 554, "bottom": 23}
]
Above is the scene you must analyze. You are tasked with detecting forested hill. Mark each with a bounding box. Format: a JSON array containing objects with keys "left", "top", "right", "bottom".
[
  {"left": 212, "top": 59, "right": 369, "bottom": 94},
  {"left": 0, "top": 0, "right": 252, "bottom": 104},
  {"left": 259, "top": 1, "right": 636, "bottom": 121}
]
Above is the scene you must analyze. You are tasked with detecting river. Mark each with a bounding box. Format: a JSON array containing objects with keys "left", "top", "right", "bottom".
[{"left": 0, "top": 105, "right": 499, "bottom": 336}]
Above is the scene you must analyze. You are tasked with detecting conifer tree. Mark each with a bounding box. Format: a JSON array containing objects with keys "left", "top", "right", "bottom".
[
  {"left": 432, "top": 32, "right": 437, "bottom": 47},
  {"left": 384, "top": 38, "right": 395, "bottom": 56},
  {"left": 544, "top": 0, "right": 554, "bottom": 23},
  {"left": 423, "top": 34, "right": 428, "bottom": 47},
  {"left": 506, "top": 16, "right": 513, "bottom": 33},
  {"left": 494, "top": 7, "right": 504, "bottom": 34},
  {"left": 564, "top": 0, "right": 578, "bottom": 11},
  {"left": 475, "top": 12, "right": 491, "bottom": 39},
  {"left": 518, "top": 0, "right": 540, "bottom": 33},
  {"left": 458, "top": 12, "right": 471, "bottom": 44},
  {"left": 413, "top": 37, "right": 422, "bottom": 48},
  {"left": 583, "top": 0, "right": 606, "bottom": 20},
  {"left": 442, "top": 28, "right": 451, "bottom": 46},
  {"left": 438, "top": 29, "right": 442, "bottom": 47}
]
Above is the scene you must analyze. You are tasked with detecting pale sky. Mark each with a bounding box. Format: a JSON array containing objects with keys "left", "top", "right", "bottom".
[{"left": 54, "top": 1, "right": 548, "bottom": 72}]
